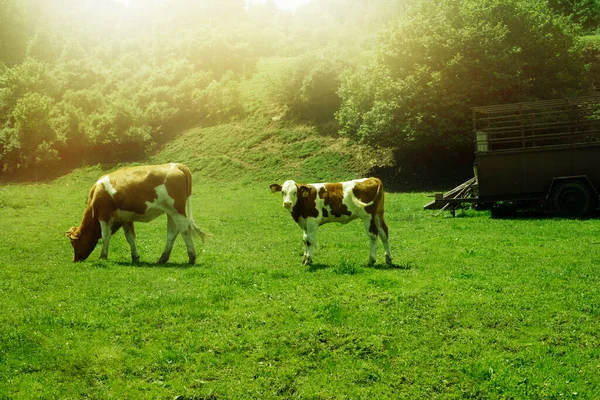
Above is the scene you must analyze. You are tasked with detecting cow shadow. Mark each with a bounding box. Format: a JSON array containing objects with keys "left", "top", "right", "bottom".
[
  {"left": 306, "top": 263, "right": 330, "bottom": 272},
  {"left": 306, "top": 261, "right": 413, "bottom": 272},
  {"left": 116, "top": 261, "right": 196, "bottom": 269},
  {"left": 370, "top": 261, "right": 413, "bottom": 270}
]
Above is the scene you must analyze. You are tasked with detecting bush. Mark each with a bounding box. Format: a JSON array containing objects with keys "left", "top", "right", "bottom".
[
  {"left": 195, "top": 71, "right": 244, "bottom": 123},
  {"left": 1, "top": 92, "right": 58, "bottom": 171},
  {"left": 81, "top": 96, "right": 152, "bottom": 163},
  {"left": 268, "top": 52, "right": 345, "bottom": 123}
]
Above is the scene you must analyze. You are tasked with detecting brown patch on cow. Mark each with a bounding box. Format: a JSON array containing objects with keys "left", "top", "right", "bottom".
[
  {"left": 379, "top": 215, "right": 389, "bottom": 237},
  {"left": 109, "top": 166, "right": 163, "bottom": 214},
  {"left": 292, "top": 185, "right": 319, "bottom": 222},
  {"left": 369, "top": 219, "right": 378, "bottom": 236},
  {"left": 165, "top": 164, "right": 191, "bottom": 215},
  {"left": 321, "top": 183, "right": 352, "bottom": 218},
  {"left": 91, "top": 184, "right": 117, "bottom": 222},
  {"left": 353, "top": 178, "right": 384, "bottom": 212}
]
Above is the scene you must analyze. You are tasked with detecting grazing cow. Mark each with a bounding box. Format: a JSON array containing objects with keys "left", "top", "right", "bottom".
[
  {"left": 67, "top": 163, "right": 208, "bottom": 264},
  {"left": 270, "top": 178, "right": 392, "bottom": 266}
]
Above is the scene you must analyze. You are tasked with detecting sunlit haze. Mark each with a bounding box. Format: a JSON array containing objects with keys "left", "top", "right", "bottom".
[
  {"left": 247, "top": 0, "right": 313, "bottom": 12},
  {"left": 113, "top": 0, "right": 314, "bottom": 12}
]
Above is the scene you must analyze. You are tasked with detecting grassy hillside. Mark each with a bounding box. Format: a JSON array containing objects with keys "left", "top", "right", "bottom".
[{"left": 149, "top": 121, "right": 391, "bottom": 185}]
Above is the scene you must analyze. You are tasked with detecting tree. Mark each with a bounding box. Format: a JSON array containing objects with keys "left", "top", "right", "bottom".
[
  {"left": 337, "top": 0, "right": 589, "bottom": 159},
  {"left": 547, "top": 0, "right": 600, "bottom": 33}
]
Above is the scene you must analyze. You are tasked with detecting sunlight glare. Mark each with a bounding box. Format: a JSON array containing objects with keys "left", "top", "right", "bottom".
[
  {"left": 247, "top": 0, "right": 313, "bottom": 12},
  {"left": 112, "top": 0, "right": 129, "bottom": 8},
  {"left": 275, "top": 0, "right": 313, "bottom": 12}
]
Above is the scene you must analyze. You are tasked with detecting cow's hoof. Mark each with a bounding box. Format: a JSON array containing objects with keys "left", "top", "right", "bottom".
[
  {"left": 157, "top": 255, "right": 169, "bottom": 264},
  {"left": 132, "top": 255, "right": 140, "bottom": 263},
  {"left": 385, "top": 255, "right": 393, "bottom": 265},
  {"left": 368, "top": 258, "right": 376, "bottom": 266},
  {"left": 302, "top": 256, "right": 313, "bottom": 266}
]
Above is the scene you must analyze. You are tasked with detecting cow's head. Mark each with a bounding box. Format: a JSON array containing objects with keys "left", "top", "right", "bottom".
[
  {"left": 270, "top": 180, "right": 301, "bottom": 210},
  {"left": 66, "top": 226, "right": 99, "bottom": 262}
]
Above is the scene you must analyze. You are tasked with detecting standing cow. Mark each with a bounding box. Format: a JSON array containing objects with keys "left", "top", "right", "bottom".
[
  {"left": 270, "top": 178, "right": 392, "bottom": 266},
  {"left": 67, "top": 163, "right": 208, "bottom": 264}
]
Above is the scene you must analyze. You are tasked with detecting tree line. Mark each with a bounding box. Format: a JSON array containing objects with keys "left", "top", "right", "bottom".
[{"left": 0, "top": 0, "right": 598, "bottom": 177}]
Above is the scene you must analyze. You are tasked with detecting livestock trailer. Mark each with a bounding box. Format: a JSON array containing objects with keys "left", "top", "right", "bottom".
[{"left": 424, "top": 95, "right": 600, "bottom": 217}]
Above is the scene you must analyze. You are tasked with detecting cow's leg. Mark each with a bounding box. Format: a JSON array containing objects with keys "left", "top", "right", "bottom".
[
  {"left": 158, "top": 214, "right": 179, "bottom": 264},
  {"left": 180, "top": 228, "right": 197, "bottom": 265},
  {"left": 123, "top": 221, "right": 140, "bottom": 262},
  {"left": 168, "top": 213, "right": 197, "bottom": 265},
  {"left": 302, "top": 230, "right": 310, "bottom": 264},
  {"left": 302, "top": 219, "right": 318, "bottom": 265},
  {"left": 375, "top": 213, "right": 393, "bottom": 265},
  {"left": 362, "top": 217, "right": 379, "bottom": 265},
  {"left": 99, "top": 220, "right": 113, "bottom": 260}
]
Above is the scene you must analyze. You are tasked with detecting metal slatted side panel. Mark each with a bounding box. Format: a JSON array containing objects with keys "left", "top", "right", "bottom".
[{"left": 473, "top": 95, "right": 600, "bottom": 153}]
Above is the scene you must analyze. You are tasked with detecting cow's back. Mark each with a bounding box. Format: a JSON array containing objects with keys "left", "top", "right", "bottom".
[{"left": 96, "top": 163, "right": 189, "bottom": 216}]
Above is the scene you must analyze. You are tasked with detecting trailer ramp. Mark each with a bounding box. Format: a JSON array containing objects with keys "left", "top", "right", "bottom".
[{"left": 423, "top": 177, "right": 477, "bottom": 215}]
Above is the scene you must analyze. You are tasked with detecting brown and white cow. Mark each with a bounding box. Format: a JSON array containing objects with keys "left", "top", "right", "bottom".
[
  {"left": 270, "top": 178, "right": 392, "bottom": 266},
  {"left": 67, "top": 163, "right": 208, "bottom": 264}
]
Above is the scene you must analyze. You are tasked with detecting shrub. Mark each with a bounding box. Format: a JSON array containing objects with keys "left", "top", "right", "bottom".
[
  {"left": 268, "top": 52, "right": 345, "bottom": 123},
  {"left": 1, "top": 92, "right": 58, "bottom": 171}
]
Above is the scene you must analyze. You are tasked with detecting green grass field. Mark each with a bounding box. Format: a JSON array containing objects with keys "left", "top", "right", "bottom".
[{"left": 1, "top": 168, "right": 600, "bottom": 399}]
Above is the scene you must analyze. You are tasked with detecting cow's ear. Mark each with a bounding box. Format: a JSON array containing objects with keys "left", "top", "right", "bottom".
[
  {"left": 299, "top": 185, "right": 314, "bottom": 198},
  {"left": 66, "top": 227, "right": 79, "bottom": 240},
  {"left": 269, "top": 184, "right": 282, "bottom": 193}
]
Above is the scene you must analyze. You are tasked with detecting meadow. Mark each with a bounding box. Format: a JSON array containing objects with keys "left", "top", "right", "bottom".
[{"left": 1, "top": 168, "right": 600, "bottom": 399}]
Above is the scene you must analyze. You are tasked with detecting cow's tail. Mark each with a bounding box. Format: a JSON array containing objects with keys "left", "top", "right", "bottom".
[
  {"left": 187, "top": 197, "right": 211, "bottom": 242},
  {"left": 351, "top": 195, "right": 374, "bottom": 208},
  {"left": 179, "top": 163, "right": 211, "bottom": 242}
]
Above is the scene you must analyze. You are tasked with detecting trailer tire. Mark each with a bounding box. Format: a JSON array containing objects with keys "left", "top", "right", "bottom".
[{"left": 551, "top": 181, "right": 595, "bottom": 218}]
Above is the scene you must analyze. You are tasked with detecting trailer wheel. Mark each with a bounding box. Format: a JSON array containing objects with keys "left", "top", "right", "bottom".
[{"left": 551, "top": 181, "right": 595, "bottom": 218}]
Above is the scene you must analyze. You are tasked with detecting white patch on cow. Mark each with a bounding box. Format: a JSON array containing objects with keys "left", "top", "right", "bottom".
[
  {"left": 151, "top": 184, "right": 175, "bottom": 210},
  {"left": 343, "top": 179, "right": 373, "bottom": 214},
  {"left": 112, "top": 184, "right": 174, "bottom": 223},
  {"left": 312, "top": 183, "right": 327, "bottom": 219},
  {"left": 97, "top": 175, "right": 117, "bottom": 197}
]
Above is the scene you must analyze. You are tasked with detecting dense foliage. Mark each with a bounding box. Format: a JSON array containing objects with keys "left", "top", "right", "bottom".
[
  {"left": 0, "top": 0, "right": 596, "bottom": 177},
  {"left": 0, "top": 0, "right": 258, "bottom": 173},
  {"left": 548, "top": 0, "right": 600, "bottom": 33},
  {"left": 0, "top": 0, "right": 409, "bottom": 176},
  {"left": 337, "top": 0, "right": 590, "bottom": 159}
]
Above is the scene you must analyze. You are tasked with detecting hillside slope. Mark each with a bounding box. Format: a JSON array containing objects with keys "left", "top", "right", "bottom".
[{"left": 149, "top": 121, "right": 392, "bottom": 184}]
